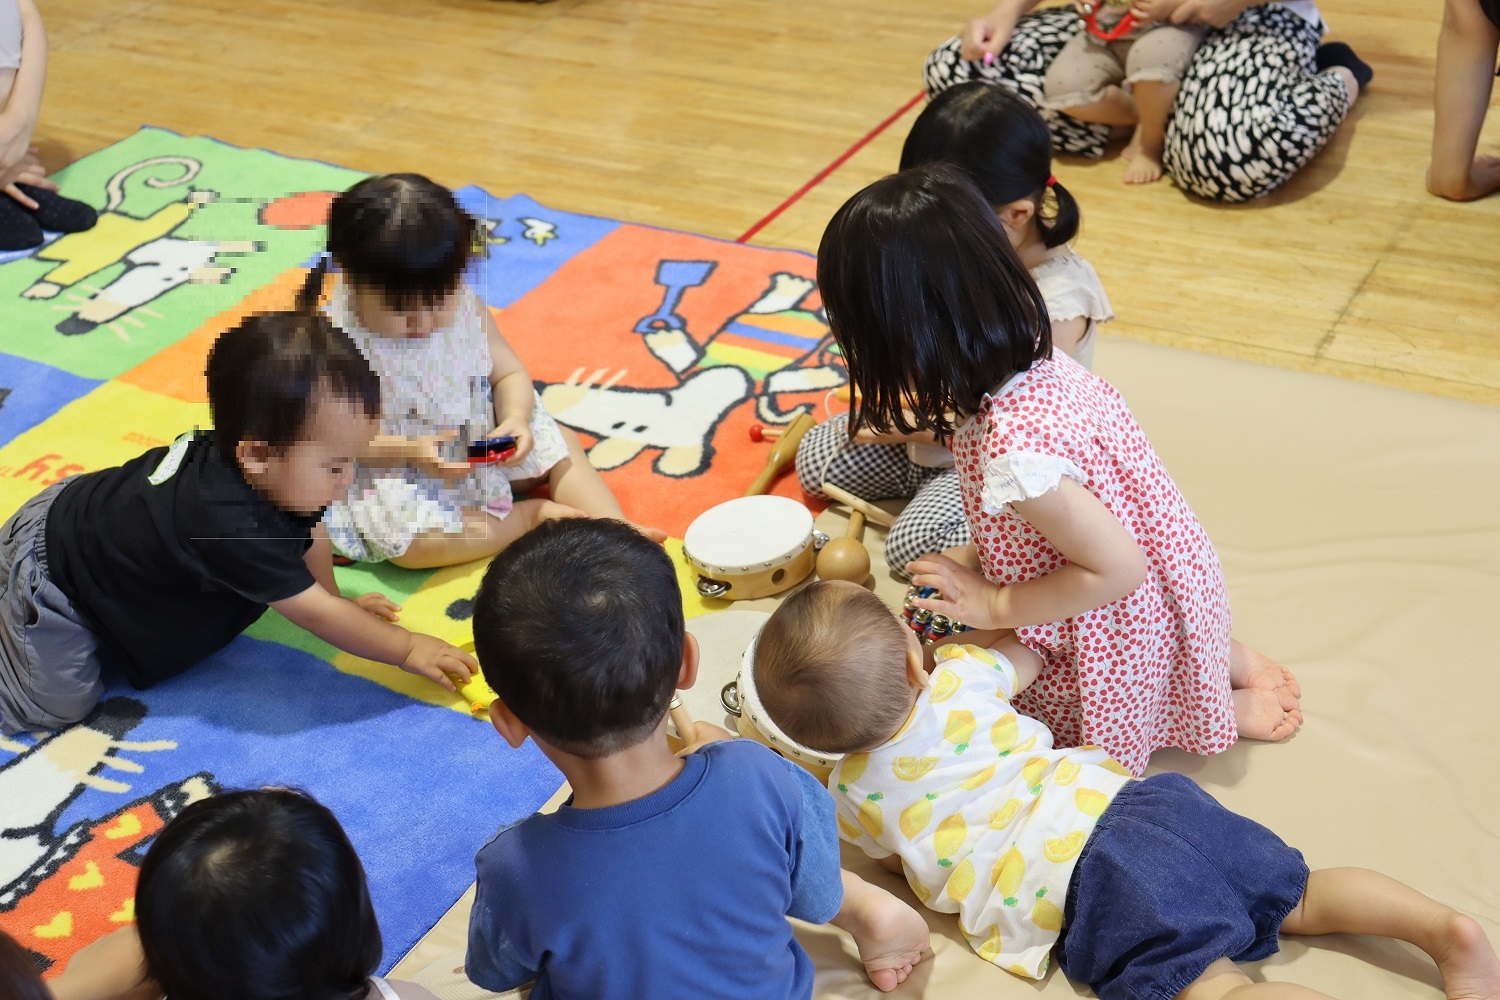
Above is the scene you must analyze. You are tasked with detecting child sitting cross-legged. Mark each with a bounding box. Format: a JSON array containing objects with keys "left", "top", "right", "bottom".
[
  {"left": 751, "top": 580, "right": 1500, "bottom": 1000},
  {"left": 465, "top": 517, "right": 931, "bottom": 997},
  {"left": 0, "top": 310, "right": 475, "bottom": 735}
]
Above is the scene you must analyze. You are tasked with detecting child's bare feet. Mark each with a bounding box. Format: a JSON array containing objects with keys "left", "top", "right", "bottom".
[
  {"left": 1122, "top": 137, "right": 1165, "bottom": 184},
  {"left": 1229, "top": 639, "right": 1301, "bottom": 700},
  {"left": 1432, "top": 911, "right": 1500, "bottom": 1000},
  {"left": 831, "top": 872, "right": 932, "bottom": 992},
  {"left": 1232, "top": 687, "right": 1302, "bottom": 742}
]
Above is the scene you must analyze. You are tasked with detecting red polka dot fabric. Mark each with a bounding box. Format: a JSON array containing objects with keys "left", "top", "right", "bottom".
[{"left": 951, "top": 355, "right": 1236, "bottom": 775}]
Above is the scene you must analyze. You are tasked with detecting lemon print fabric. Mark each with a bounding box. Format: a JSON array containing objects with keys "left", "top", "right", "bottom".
[
  {"left": 822, "top": 642, "right": 1133, "bottom": 981},
  {"left": 944, "top": 710, "right": 977, "bottom": 754}
]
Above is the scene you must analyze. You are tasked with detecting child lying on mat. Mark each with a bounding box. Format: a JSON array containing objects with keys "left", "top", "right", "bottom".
[
  {"left": 40, "top": 788, "right": 438, "bottom": 1000},
  {"left": 749, "top": 580, "right": 1500, "bottom": 1000},
  {"left": 464, "top": 517, "right": 930, "bottom": 997},
  {"left": 304, "top": 173, "right": 660, "bottom": 570},
  {"left": 0, "top": 310, "right": 475, "bottom": 736}
]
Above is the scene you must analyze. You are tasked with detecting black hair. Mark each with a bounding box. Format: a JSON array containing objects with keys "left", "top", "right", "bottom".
[
  {"left": 817, "top": 162, "right": 1051, "bottom": 438},
  {"left": 297, "top": 173, "right": 484, "bottom": 314},
  {"left": 135, "top": 789, "right": 382, "bottom": 1000},
  {"left": 900, "top": 82, "right": 1080, "bottom": 249},
  {"left": 205, "top": 311, "right": 381, "bottom": 466},
  {"left": 473, "top": 518, "right": 685, "bottom": 758},
  {"left": 0, "top": 932, "right": 49, "bottom": 1000}
]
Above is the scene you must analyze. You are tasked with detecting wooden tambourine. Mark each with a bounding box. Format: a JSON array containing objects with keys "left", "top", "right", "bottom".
[
  {"left": 683, "top": 495, "right": 828, "bottom": 601},
  {"left": 721, "top": 631, "right": 841, "bottom": 784}
]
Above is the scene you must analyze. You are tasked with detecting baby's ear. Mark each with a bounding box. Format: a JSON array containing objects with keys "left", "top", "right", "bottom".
[
  {"left": 487, "top": 697, "right": 530, "bottom": 749},
  {"left": 235, "top": 439, "right": 271, "bottom": 475},
  {"left": 904, "top": 633, "right": 927, "bottom": 689}
]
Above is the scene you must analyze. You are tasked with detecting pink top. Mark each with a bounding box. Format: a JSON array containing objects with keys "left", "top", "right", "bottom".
[{"left": 950, "top": 353, "right": 1235, "bottom": 774}]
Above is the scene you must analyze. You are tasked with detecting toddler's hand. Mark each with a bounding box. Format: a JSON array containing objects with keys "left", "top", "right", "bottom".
[
  {"left": 677, "top": 721, "right": 735, "bottom": 756},
  {"left": 512, "top": 498, "right": 588, "bottom": 531},
  {"left": 401, "top": 633, "right": 477, "bottom": 692},
  {"left": 356, "top": 592, "right": 401, "bottom": 622},
  {"left": 905, "top": 554, "right": 1006, "bottom": 630},
  {"left": 488, "top": 416, "right": 534, "bottom": 467},
  {"left": 410, "top": 431, "right": 473, "bottom": 482}
]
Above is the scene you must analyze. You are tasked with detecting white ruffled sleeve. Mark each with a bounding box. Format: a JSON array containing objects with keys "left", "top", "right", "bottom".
[
  {"left": 1031, "top": 252, "right": 1115, "bottom": 325},
  {"left": 980, "top": 451, "right": 1087, "bottom": 512}
]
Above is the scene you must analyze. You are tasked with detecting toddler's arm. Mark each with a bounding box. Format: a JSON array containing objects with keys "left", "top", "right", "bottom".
[
  {"left": 480, "top": 304, "right": 539, "bottom": 465},
  {"left": 0, "top": 0, "right": 55, "bottom": 207},
  {"left": 272, "top": 583, "right": 475, "bottom": 690},
  {"left": 465, "top": 872, "right": 538, "bottom": 993},
  {"left": 909, "top": 477, "right": 1147, "bottom": 630},
  {"left": 47, "top": 927, "right": 158, "bottom": 1000}
]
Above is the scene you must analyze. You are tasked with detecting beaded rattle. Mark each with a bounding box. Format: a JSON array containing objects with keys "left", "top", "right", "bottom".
[
  {"left": 1078, "top": 0, "right": 1138, "bottom": 41},
  {"left": 902, "top": 585, "right": 973, "bottom": 646}
]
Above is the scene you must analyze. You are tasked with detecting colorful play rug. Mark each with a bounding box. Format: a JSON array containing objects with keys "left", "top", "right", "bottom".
[{"left": 0, "top": 128, "right": 841, "bottom": 975}]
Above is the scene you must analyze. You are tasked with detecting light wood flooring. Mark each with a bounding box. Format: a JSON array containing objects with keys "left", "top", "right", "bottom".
[{"left": 31, "top": 0, "right": 1500, "bottom": 405}]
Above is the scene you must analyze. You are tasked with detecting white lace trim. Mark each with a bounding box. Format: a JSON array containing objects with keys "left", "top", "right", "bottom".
[
  {"left": 1031, "top": 250, "right": 1114, "bottom": 326},
  {"left": 980, "top": 451, "right": 1086, "bottom": 511}
]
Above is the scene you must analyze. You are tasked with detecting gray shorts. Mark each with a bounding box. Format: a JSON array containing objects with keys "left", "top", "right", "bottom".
[{"left": 0, "top": 481, "right": 104, "bottom": 735}]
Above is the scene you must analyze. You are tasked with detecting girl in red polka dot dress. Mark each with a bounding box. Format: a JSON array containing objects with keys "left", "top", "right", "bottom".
[{"left": 816, "top": 163, "right": 1301, "bottom": 775}]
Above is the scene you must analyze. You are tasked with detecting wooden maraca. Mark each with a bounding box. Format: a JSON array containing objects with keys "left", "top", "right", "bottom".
[
  {"left": 816, "top": 508, "right": 870, "bottom": 584},
  {"left": 745, "top": 411, "right": 816, "bottom": 496}
]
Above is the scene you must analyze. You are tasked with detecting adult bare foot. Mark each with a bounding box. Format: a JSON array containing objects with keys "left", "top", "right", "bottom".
[
  {"left": 1229, "top": 639, "right": 1301, "bottom": 700},
  {"left": 1122, "top": 138, "right": 1164, "bottom": 184},
  {"left": 1431, "top": 910, "right": 1500, "bottom": 1000},
  {"left": 1232, "top": 687, "right": 1302, "bottom": 743},
  {"left": 831, "top": 872, "right": 932, "bottom": 992}
]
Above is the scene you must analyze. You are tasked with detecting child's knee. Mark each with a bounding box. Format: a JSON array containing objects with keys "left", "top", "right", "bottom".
[
  {"left": 1123, "top": 26, "right": 1206, "bottom": 90},
  {"left": 1043, "top": 34, "right": 1122, "bottom": 108}
]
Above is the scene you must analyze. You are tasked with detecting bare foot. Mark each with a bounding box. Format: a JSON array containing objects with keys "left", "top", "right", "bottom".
[
  {"left": 1122, "top": 138, "right": 1164, "bottom": 184},
  {"left": 1232, "top": 687, "right": 1302, "bottom": 743},
  {"left": 1229, "top": 639, "right": 1301, "bottom": 700},
  {"left": 1469, "top": 156, "right": 1500, "bottom": 201},
  {"left": 831, "top": 873, "right": 932, "bottom": 992},
  {"left": 1431, "top": 911, "right": 1500, "bottom": 1000}
]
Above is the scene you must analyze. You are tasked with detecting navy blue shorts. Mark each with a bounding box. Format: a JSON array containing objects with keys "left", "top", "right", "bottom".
[{"left": 1055, "top": 772, "right": 1310, "bottom": 1000}]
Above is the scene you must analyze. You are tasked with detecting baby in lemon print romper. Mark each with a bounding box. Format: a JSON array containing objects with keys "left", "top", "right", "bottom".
[{"left": 752, "top": 581, "right": 1500, "bottom": 1000}]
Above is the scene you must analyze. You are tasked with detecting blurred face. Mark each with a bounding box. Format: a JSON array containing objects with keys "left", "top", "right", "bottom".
[
  {"left": 350, "top": 282, "right": 460, "bottom": 339},
  {"left": 238, "top": 390, "right": 378, "bottom": 514}
]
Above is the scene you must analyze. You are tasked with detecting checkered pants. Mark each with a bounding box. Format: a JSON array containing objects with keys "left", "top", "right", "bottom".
[{"left": 796, "top": 414, "right": 970, "bottom": 579}]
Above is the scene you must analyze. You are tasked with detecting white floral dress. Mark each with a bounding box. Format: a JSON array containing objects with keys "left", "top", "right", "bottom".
[{"left": 322, "top": 280, "right": 570, "bottom": 562}]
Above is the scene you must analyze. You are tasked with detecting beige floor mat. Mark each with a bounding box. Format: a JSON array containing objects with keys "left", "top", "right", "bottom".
[{"left": 393, "top": 336, "right": 1500, "bottom": 998}]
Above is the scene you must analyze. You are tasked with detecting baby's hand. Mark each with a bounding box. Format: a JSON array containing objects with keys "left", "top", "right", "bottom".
[
  {"left": 905, "top": 554, "right": 1006, "bottom": 630},
  {"left": 401, "top": 633, "right": 477, "bottom": 692},
  {"left": 355, "top": 592, "right": 401, "bottom": 622},
  {"left": 410, "top": 432, "right": 473, "bottom": 482},
  {"left": 488, "top": 416, "right": 534, "bottom": 467}
]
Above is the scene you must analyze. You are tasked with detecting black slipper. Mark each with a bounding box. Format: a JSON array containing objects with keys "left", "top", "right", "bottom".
[
  {"left": 0, "top": 194, "right": 44, "bottom": 251},
  {"left": 19, "top": 185, "right": 99, "bottom": 234},
  {"left": 1315, "top": 42, "right": 1374, "bottom": 91}
]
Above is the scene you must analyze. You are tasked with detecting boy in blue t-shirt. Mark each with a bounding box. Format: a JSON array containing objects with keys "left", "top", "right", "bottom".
[{"left": 465, "top": 518, "right": 931, "bottom": 999}]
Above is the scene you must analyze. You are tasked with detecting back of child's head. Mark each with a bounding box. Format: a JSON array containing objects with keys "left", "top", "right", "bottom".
[
  {"left": 135, "top": 788, "right": 381, "bottom": 1000},
  {"left": 473, "top": 518, "right": 684, "bottom": 758},
  {"left": 754, "top": 581, "right": 914, "bottom": 754},
  {"left": 818, "top": 162, "right": 1052, "bottom": 438},
  {"left": 900, "top": 82, "right": 1080, "bottom": 249},
  {"left": 298, "top": 173, "right": 482, "bottom": 313},
  {"left": 205, "top": 311, "right": 381, "bottom": 467},
  {"left": 0, "top": 931, "right": 49, "bottom": 1000}
]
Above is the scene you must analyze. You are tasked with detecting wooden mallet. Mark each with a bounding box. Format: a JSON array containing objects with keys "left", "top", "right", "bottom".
[{"left": 745, "top": 411, "right": 816, "bottom": 496}]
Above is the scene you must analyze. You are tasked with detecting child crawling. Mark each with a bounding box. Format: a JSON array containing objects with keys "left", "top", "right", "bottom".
[{"left": 752, "top": 580, "right": 1500, "bottom": 1000}]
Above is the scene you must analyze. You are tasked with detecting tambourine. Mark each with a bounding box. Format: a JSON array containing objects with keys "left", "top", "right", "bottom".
[
  {"left": 721, "top": 631, "right": 842, "bottom": 776},
  {"left": 1079, "top": 0, "right": 1137, "bottom": 40},
  {"left": 683, "top": 496, "right": 827, "bottom": 601},
  {"left": 903, "top": 585, "right": 973, "bottom": 646}
]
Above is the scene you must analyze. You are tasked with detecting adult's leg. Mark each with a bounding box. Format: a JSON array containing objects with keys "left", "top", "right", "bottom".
[
  {"left": 1429, "top": 0, "right": 1500, "bottom": 200},
  {"left": 924, "top": 9, "right": 1113, "bottom": 157},
  {"left": 1175, "top": 869, "right": 1500, "bottom": 1000},
  {"left": 1163, "top": 6, "right": 1352, "bottom": 202}
]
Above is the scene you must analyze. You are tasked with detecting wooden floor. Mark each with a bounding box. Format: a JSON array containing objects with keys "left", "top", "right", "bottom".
[{"left": 32, "top": 0, "right": 1500, "bottom": 405}]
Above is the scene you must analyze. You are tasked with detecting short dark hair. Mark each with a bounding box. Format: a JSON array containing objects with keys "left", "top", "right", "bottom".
[
  {"left": 205, "top": 311, "right": 381, "bottom": 466},
  {"left": 135, "top": 789, "right": 381, "bottom": 1000},
  {"left": 754, "top": 581, "right": 914, "bottom": 754},
  {"left": 0, "top": 932, "right": 49, "bottom": 1000},
  {"left": 473, "top": 518, "right": 685, "bottom": 758},
  {"left": 298, "top": 173, "right": 483, "bottom": 314},
  {"left": 817, "top": 162, "right": 1051, "bottom": 439},
  {"left": 901, "top": 82, "right": 1080, "bottom": 248}
]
